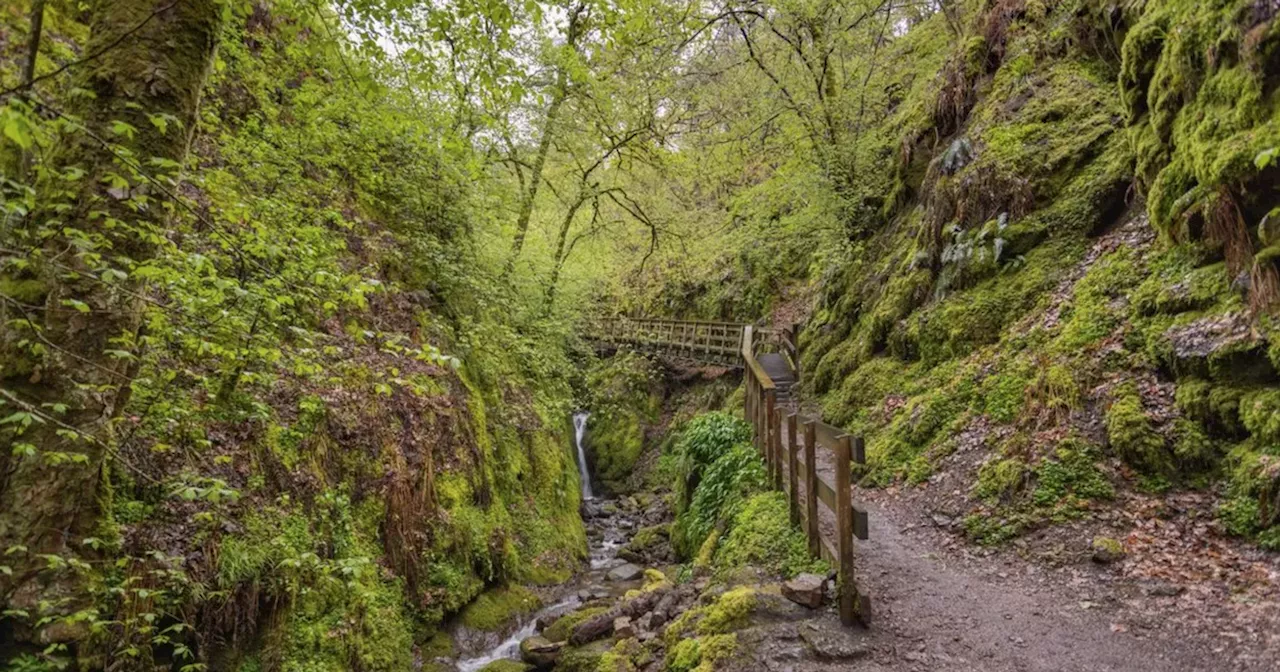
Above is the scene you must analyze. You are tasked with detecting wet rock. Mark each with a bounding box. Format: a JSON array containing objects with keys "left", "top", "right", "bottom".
[
  {"left": 636, "top": 612, "right": 653, "bottom": 633},
  {"left": 613, "top": 615, "right": 635, "bottom": 639},
  {"left": 617, "top": 547, "right": 643, "bottom": 563},
  {"left": 1091, "top": 536, "right": 1125, "bottom": 564},
  {"left": 782, "top": 573, "right": 827, "bottom": 609},
  {"left": 606, "top": 562, "right": 644, "bottom": 582},
  {"left": 520, "top": 635, "right": 563, "bottom": 668},
  {"left": 571, "top": 585, "right": 670, "bottom": 645}
]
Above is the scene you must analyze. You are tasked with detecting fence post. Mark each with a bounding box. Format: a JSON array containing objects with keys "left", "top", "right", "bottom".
[
  {"left": 764, "top": 389, "right": 775, "bottom": 465},
  {"left": 803, "top": 420, "right": 819, "bottom": 557},
  {"left": 835, "top": 435, "right": 861, "bottom": 627},
  {"left": 770, "top": 408, "right": 782, "bottom": 491},
  {"left": 787, "top": 413, "right": 799, "bottom": 527}
]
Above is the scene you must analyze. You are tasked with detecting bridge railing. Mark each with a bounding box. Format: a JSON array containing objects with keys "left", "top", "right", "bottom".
[
  {"left": 742, "top": 325, "right": 870, "bottom": 626},
  {"left": 586, "top": 316, "right": 744, "bottom": 367}
]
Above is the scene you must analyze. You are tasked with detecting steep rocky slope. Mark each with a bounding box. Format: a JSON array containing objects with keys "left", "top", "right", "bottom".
[{"left": 800, "top": 0, "right": 1280, "bottom": 555}]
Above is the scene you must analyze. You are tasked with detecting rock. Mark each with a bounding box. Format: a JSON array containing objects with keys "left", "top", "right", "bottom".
[
  {"left": 536, "top": 612, "right": 559, "bottom": 632},
  {"left": 577, "top": 589, "right": 593, "bottom": 602},
  {"left": 520, "top": 635, "right": 563, "bottom": 668},
  {"left": 606, "top": 562, "right": 644, "bottom": 582},
  {"left": 613, "top": 615, "right": 635, "bottom": 639},
  {"left": 617, "top": 548, "right": 643, "bottom": 563},
  {"left": 782, "top": 573, "right": 827, "bottom": 609},
  {"left": 1091, "top": 536, "right": 1126, "bottom": 564},
  {"left": 636, "top": 612, "right": 654, "bottom": 633},
  {"left": 570, "top": 585, "right": 670, "bottom": 645}
]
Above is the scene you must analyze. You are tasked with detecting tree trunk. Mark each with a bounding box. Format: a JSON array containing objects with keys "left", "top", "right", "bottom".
[
  {"left": 21, "top": 0, "right": 46, "bottom": 87},
  {"left": 543, "top": 192, "right": 589, "bottom": 311},
  {"left": 0, "top": 0, "right": 224, "bottom": 645},
  {"left": 502, "top": 2, "right": 586, "bottom": 279}
]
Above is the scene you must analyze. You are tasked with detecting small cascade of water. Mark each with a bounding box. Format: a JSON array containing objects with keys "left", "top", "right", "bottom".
[
  {"left": 573, "top": 412, "right": 593, "bottom": 499},
  {"left": 454, "top": 598, "right": 577, "bottom": 672}
]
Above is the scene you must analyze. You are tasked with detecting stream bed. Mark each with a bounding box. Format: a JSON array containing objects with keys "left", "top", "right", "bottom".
[{"left": 449, "top": 412, "right": 659, "bottom": 671}]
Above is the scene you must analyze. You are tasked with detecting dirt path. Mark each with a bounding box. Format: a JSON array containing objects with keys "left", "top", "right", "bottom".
[
  {"left": 846, "top": 499, "right": 1230, "bottom": 672},
  {"left": 771, "top": 428, "right": 1247, "bottom": 671}
]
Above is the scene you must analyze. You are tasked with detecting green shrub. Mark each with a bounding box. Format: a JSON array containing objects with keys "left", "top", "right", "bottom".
[
  {"left": 673, "top": 442, "right": 765, "bottom": 558},
  {"left": 713, "top": 492, "right": 826, "bottom": 578}
]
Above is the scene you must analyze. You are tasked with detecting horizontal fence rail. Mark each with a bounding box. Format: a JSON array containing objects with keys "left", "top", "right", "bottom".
[
  {"left": 584, "top": 315, "right": 867, "bottom": 625},
  {"left": 742, "top": 325, "right": 870, "bottom": 627},
  {"left": 584, "top": 316, "right": 747, "bottom": 367}
]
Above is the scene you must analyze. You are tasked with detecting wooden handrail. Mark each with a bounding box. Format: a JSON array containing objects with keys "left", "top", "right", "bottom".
[{"left": 740, "top": 323, "right": 869, "bottom": 628}]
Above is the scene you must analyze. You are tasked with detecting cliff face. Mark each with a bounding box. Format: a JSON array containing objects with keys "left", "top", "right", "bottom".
[{"left": 801, "top": 0, "right": 1280, "bottom": 549}]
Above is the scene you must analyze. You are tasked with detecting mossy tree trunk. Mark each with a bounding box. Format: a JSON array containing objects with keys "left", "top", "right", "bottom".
[{"left": 0, "top": 0, "right": 224, "bottom": 642}]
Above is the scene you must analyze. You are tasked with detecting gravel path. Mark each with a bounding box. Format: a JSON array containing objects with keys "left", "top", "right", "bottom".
[
  {"left": 770, "top": 426, "right": 1236, "bottom": 671},
  {"left": 846, "top": 499, "right": 1228, "bottom": 671}
]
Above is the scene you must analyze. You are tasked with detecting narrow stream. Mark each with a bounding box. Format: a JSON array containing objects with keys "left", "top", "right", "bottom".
[{"left": 451, "top": 413, "right": 637, "bottom": 671}]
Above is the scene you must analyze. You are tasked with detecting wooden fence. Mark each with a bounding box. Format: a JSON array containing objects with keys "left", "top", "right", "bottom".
[
  {"left": 585, "top": 316, "right": 744, "bottom": 367},
  {"left": 741, "top": 325, "right": 871, "bottom": 626}
]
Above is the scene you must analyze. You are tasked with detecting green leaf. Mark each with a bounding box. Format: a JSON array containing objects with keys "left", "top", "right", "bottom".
[{"left": 61, "top": 299, "right": 91, "bottom": 313}]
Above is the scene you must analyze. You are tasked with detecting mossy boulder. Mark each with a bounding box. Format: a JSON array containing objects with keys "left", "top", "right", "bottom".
[
  {"left": 542, "top": 606, "right": 609, "bottom": 642},
  {"left": 555, "top": 640, "right": 615, "bottom": 672},
  {"left": 460, "top": 585, "right": 542, "bottom": 632},
  {"left": 1091, "top": 536, "right": 1126, "bottom": 564}
]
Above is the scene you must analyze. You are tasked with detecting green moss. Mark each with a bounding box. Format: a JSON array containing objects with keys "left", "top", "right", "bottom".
[
  {"left": 665, "top": 633, "right": 736, "bottom": 672},
  {"left": 588, "top": 352, "right": 661, "bottom": 492},
  {"left": 963, "top": 512, "right": 1026, "bottom": 546},
  {"left": 626, "top": 524, "right": 668, "bottom": 554},
  {"left": 1053, "top": 247, "right": 1143, "bottom": 353},
  {"left": 974, "top": 458, "right": 1028, "bottom": 504},
  {"left": 713, "top": 492, "right": 827, "bottom": 578},
  {"left": 696, "top": 587, "right": 756, "bottom": 635},
  {"left": 979, "top": 358, "right": 1033, "bottom": 424},
  {"left": 908, "top": 239, "right": 1072, "bottom": 367},
  {"left": 460, "top": 585, "right": 541, "bottom": 632},
  {"left": 1032, "top": 439, "right": 1114, "bottom": 507},
  {"left": 543, "top": 606, "right": 609, "bottom": 642},
  {"left": 1105, "top": 381, "right": 1170, "bottom": 474},
  {"left": 1240, "top": 390, "right": 1280, "bottom": 445},
  {"left": 1174, "top": 378, "right": 1246, "bottom": 435},
  {"left": 1091, "top": 536, "right": 1124, "bottom": 559},
  {"left": 556, "top": 640, "right": 614, "bottom": 672},
  {"left": 863, "top": 363, "right": 976, "bottom": 485}
]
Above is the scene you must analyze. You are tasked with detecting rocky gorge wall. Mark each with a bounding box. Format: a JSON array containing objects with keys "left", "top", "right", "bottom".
[{"left": 799, "top": 0, "right": 1280, "bottom": 550}]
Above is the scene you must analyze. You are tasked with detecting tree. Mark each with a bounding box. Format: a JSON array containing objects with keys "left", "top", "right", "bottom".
[
  {"left": 503, "top": 0, "right": 588, "bottom": 278},
  {"left": 0, "top": 0, "right": 225, "bottom": 644}
]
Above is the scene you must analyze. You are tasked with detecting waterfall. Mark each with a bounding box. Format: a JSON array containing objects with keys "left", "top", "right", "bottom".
[{"left": 573, "top": 412, "right": 593, "bottom": 499}]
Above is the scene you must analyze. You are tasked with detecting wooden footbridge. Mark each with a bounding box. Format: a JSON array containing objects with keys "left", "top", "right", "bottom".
[{"left": 585, "top": 316, "right": 871, "bottom": 626}]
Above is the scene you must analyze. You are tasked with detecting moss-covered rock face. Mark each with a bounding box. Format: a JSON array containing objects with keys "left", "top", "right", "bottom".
[
  {"left": 587, "top": 352, "right": 664, "bottom": 493},
  {"left": 460, "top": 585, "right": 542, "bottom": 632},
  {"left": 790, "top": 0, "right": 1280, "bottom": 552}
]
